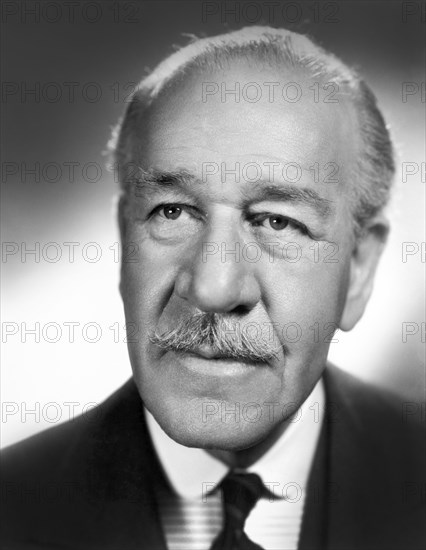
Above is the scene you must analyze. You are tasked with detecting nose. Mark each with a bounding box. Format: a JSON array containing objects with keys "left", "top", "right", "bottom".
[{"left": 175, "top": 226, "right": 261, "bottom": 314}]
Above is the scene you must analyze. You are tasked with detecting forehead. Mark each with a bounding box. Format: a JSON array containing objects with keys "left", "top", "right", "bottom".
[{"left": 136, "top": 59, "right": 359, "bottom": 195}]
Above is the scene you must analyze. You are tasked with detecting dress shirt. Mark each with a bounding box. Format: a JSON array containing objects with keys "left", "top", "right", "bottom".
[{"left": 145, "top": 378, "right": 325, "bottom": 550}]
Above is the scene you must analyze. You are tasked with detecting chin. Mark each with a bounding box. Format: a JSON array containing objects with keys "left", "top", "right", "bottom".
[{"left": 153, "top": 404, "right": 278, "bottom": 452}]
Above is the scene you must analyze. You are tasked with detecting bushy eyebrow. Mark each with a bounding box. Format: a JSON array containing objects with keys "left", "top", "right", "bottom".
[
  {"left": 132, "top": 168, "right": 332, "bottom": 219},
  {"left": 133, "top": 168, "right": 197, "bottom": 197},
  {"left": 241, "top": 183, "right": 332, "bottom": 218}
]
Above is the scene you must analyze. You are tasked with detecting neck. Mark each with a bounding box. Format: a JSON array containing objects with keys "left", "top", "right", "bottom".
[{"left": 206, "top": 416, "right": 292, "bottom": 469}]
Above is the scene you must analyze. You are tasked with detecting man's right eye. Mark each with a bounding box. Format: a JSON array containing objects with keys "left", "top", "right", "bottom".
[
  {"left": 150, "top": 203, "right": 202, "bottom": 222},
  {"left": 157, "top": 204, "right": 183, "bottom": 220},
  {"left": 144, "top": 203, "right": 204, "bottom": 242}
]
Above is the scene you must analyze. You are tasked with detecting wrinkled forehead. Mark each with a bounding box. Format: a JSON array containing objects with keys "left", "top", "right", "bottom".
[{"left": 134, "top": 57, "right": 360, "bottom": 195}]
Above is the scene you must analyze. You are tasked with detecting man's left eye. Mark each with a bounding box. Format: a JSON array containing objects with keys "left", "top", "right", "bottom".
[
  {"left": 266, "top": 215, "right": 289, "bottom": 231},
  {"left": 251, "top": 213, "right": 307, "bottom": 234}
]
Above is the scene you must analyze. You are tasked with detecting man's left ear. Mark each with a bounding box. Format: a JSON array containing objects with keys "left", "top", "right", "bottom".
[
  {"left": 340, "top": 217, "right": 389, "bottom": 331},
  {"left": 117, "top": 194, "right": 128, "bottom": 300}
]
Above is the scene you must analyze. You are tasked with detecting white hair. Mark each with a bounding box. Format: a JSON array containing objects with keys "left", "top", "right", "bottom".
[{"left": 109, "top": 26, "right": 395, "bottom": 238}]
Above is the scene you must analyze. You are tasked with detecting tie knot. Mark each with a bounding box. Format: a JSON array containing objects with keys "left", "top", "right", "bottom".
[{"left": 220, "top": 471, "right": 264, "bottom": 532}]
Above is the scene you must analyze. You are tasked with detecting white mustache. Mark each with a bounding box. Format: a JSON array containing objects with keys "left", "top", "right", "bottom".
[{"left": 149, "top": 312, "right": 284, "bottom": 363}]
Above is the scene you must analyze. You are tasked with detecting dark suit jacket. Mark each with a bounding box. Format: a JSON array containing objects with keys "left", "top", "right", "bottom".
[{"left": 1, "top": 365, "right": 425, "bottom": 550}]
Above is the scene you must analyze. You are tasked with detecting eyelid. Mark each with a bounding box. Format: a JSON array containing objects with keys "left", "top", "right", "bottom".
[
  {"left": 248, "top": 211, "right": 309, "bottom": 232},
  {"left": 149, "top": 202, "right": 204, "bottom": 220}
]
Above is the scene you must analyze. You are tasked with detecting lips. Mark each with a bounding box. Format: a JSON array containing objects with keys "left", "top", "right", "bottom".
[
  {"left": 178, "top": 345, "right": 270, "bottom": 367},
  {"left": 186, "top": 344, "right": 231, "bottom": 360}
]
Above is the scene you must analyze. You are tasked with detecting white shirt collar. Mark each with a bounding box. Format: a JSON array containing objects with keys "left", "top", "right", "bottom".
[{"left": 145, "top": 377, "right": 325, "bottom": 499}]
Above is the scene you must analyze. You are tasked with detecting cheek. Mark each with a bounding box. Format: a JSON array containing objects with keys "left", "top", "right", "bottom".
[
  {"left": 263, "top": 252, "right": 351, "bottom": 354},
  {"left": 257, "top": 258, "right": 350, "bottom": 407},
  {"left": 121, "top": 224, "right": 180, "bottom": 315}
]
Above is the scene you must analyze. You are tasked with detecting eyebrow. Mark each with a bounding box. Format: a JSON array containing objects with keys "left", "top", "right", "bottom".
[
  {"left": 132, "top": 168, "right": 332, "bottom": 219},
  {"left": 133, "top": 168, "right": 196, "bottom": 195},
  {"left": 241, "top": 182, "right": 332, "bottom": 218}
]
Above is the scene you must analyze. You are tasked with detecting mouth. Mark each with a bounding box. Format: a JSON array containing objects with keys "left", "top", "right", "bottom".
[
  {"left": 172, "top": 345, "right": 271, "bottom": 368},
  {"left": 166, "top": 349, "right": 266, "bottom": 380},
  {"left": 186, "top": 344, "right": 245, "bottom": 361},
  {"left": 149, "top": 317, "right": 281, "bottom": 365}
]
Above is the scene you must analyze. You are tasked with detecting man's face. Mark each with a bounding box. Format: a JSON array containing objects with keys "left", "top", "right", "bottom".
[{"left": 120, "top": 60, "right": 360, "bottom": 450}]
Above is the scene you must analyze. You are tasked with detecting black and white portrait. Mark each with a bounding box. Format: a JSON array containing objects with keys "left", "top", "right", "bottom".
[{"left": 1, "top": 2, "right": 425, "bottom": 549}]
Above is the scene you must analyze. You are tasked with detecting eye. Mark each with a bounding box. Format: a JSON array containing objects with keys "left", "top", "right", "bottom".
[
  {"left": 268, "top": 215, "right": 289, "bottom": 231},
  {"left": 145, "top": 202, "right": 204, "bottom": 242},
  {"left": 250, "top": 212, "right": 307, "bottom": 234},
  {"left": 161, "top": 205, "right": 182, "bottom": 220},
  {"left": 150, "top": 203, "right": 196, "bottom": 222}
]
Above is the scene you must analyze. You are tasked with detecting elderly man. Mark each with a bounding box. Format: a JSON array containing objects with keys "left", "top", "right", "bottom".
[{"left": 2, "top": 26, "right": 424, "bottom": 550}]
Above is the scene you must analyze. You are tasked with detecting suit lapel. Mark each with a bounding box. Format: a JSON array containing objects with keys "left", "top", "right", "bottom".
[
  {"left": 322, "top": 366, "right": 371, "bottom": 550},
  {"left": 298, "top": 365, "right": 371, "bottom": 550},
  {"left": 56, "top": 378, "right": 169, "bottom": 550},
  {"left": 299, "top": 365, "right": 413, "bottom": 550},
  {"left": 297, "top": 417, "right": 329, "bottom": 550}
]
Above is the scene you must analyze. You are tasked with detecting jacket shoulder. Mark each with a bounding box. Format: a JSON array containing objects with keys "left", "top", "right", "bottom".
[
  {"left": 0, "top": 378, "right": 164, "bottom": 547},
  {"left": 1, "top": 379, "right": 138, "bottom": 480},
  {"left": 325, "top": 363, "right": 423, "bottom": 435},
  {"left": 325, "top": 364, "right": 425, "bottom": 504}
]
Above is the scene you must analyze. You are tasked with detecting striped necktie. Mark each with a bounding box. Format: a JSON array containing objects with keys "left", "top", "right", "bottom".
[{"left": 210, "top": 471, "right": 265, "bottom": 550}]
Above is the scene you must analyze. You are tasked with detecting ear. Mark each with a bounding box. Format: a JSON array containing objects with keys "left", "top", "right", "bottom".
[
  {"left": 340, "top": 217, "right": 389, "bottom": 331},
  {"left": 117, "top": 194, "right": 128, "bottom": 244},
  {"left": 117, "top": 194, "right": 128, "bottom": 299}
]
